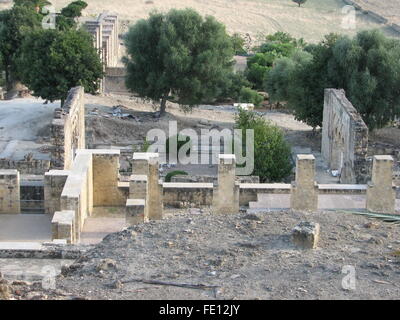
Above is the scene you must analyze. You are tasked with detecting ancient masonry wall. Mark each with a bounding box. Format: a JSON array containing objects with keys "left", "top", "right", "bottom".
[
  {"left": 85, "top": 13, "right": 119, "bottom": 68},
  {"left": 0, "top": 159, "right": 50, "bottom": 175},
  {"left": 50, "top": 86, "right": 85, "bottom": 170},
  {"left": 104, "top": 67, "right": 129, "bottom": 95},
  {"left": 322, "top": 89, "right": 369, "bottom": 184},
  {"left": 0, "top": 169, "right": 20, "bottom": 214}
]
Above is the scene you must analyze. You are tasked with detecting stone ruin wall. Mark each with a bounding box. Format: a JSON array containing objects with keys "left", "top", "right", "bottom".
[
  {"left": 50, "top": 87, "right": 86, "bottom": 170},
  {"left": 322, "top": 89, "right": 369, "bottom": 184}
]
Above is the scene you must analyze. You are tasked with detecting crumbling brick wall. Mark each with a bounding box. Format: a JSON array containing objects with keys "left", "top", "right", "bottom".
[
  {"left": 322, "top": 89, "right": 369, "bottom": 184},
  {"left": 50, "top": 87, "right": 85, "bottom": 170}
]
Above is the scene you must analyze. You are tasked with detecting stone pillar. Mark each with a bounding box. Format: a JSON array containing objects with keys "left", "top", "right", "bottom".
[
  {"left": 366, "top": 155, "right": 396, "bottom": 214},
  {"left": 132, "top": 152, "right": 158, "bottom": 175},
  {"left": 129, "top": 175, "right": 148, "bottom": 199},
  {"left": 44, "top": 170, "right": 70, "bottom": 215},
  {"left": 291, "top": 155, "right": 318, "bottom": 212},
  {"left": 0, "top": 170, "right": 20, "bottom": 214},
  {"left": 92, "top": 150, "right": 125, "bottom": 206},
  {"left": 51, "top": 210, "right": 75, "bottom": 243},
  {"left": 132, "top": 153, "right": 163, "bottom": 220},
  {"left": 148, "top": 155, "right": 163, "bottom": 220},
  {"left": 212, "top": 154, "right": 239, "bottom": 214},
  {"left": 126, "top": 199, "right": 146, "bottom": 226}
]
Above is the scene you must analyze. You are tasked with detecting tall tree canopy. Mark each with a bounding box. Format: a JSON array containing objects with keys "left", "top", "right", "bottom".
[
  {"left": 0, "top": 5, "right": 41, "bottom": 90},
  {"left": 17, "top": 28, "right": 103, "bottom": 105},
  {"left": 266, "top": 30, "right": 400, "bottom": 130},
  {"left": 124, "top": 8, "right": 235, "bottom": 115}
]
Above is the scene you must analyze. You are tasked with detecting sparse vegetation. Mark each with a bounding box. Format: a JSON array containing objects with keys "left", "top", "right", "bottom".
[{"left": 292, "top": 0, "right": 307, "bottom": 7}]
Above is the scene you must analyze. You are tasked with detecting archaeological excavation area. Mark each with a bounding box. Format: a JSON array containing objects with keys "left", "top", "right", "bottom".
[{"left": 0, "top": 3, "right": 400, "bottom": 300}]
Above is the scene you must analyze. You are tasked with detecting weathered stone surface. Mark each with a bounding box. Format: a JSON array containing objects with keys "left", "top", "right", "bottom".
[
  {"left": 291, "top": 155, "right": 318, "bottom": 212},
  {"left": 213, "top": 154, "right": 240, "bottom": 214},
  {"left": 366, "top": 155, "right": 396, "bottom": 213},
  {"left": 322, "top": 89, "right": 368, "bottom": 184},
  {"left": 292, "top": 221, "right": 320, "bottom": 249},
  {"left": 126, "top": 199, "right": 146, "bottom": 226},
  {"left": 0, "top": 169, "right": 20, "bottom": 214},
  {"left": 50, "top": 87, "right": 85, "bottom": 170}
]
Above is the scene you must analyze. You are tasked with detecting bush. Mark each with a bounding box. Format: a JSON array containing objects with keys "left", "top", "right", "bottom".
[
  {"left": 238, "top": 87, "right": 264, "bottom": 107},
  {"left": 235, "top": 109, "right": 293, "bottom": 182},
  {"left": 165, "top": 170, "right": 188, "bottom": 182}
]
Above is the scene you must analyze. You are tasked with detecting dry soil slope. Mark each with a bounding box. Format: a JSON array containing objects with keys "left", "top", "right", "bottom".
[{"left": 0, "top": 0, "right": 392, "bottom": 43}]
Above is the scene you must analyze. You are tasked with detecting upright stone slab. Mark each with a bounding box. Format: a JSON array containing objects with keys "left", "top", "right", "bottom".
[
  {"left": 291, "top": 155, "right": 318, "bottom": 212},
  {"left": 92, "top": 150, "right": 125, "bottom": 206},
  {"left": 366, "top": 155, "right": 396, "bottom": 214},
  {"left": 213, "top": 154, "right": 239, "bottom": 214},
  {"left": 0, "top": 170, "right": 20, "bottom": 214},
  {"left": 126, "top": 199, "right": 146, "bottom": 226},
  {"left": 147, "top": 155, "right": 163, "bottom": 220},
  {"left": 44, "top": 170, "right": 70, "bottom": 215},
  {"left": 132, "top": 153, "right": 163, "bottom": 220}
]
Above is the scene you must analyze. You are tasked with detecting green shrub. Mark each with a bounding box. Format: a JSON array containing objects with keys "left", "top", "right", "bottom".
[
  {"left": 165, "top": 170, "right": 188, "bottom": 182},
  {"left": 235, "top": 109, "right": 293, "bottom": 182},
  {"left": 238, "top": 87, "right": 264, "bottom": 107}
]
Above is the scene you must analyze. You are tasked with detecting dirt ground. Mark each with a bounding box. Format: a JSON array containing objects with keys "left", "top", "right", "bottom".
[
  {"left": 8, "top": 209, "right": 398, "bottom": 300},
  {"left": 353, "top": 0, "right": 400, "bottom": 24}
]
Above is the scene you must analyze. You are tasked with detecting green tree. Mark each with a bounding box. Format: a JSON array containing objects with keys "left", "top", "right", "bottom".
[
  {"left": 235, "top": 109, "right": 293, "bottom": 182},
  {"left": 0, "top": 5, "right": 41, "bottom": 91},
  {"left": 292, "top": 0, "right": 307, "bottom": 7},
  {"left": 57, "top": 1, "right": 88, "bottom": 31},
  {"left": 17, "top": 28, "right": 103, "bottom": 105},
  {"left": 124, "top": 9, "right": 235, "bottom": 115},
  {"left": 230, "top": 33, "right": 247, "bottom": 55},
  {"left": 266, "top": 30, "right": 400, "bottom": 130}
]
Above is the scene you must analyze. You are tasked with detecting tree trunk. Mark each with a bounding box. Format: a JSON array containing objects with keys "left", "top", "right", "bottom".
[{"left": 160, "top": 96, "right": 167, "bottom": 116}]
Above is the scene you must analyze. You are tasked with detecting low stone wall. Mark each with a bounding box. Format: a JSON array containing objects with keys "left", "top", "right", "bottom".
[
  {"left": 0, "top": 159, "right": 50, "bottom": 175},
  {"left": 0, "top": 242, "right": 90, "bottom": 259},
  {"left": 163, "top": 182, "right": 214, "bottom": 207}
]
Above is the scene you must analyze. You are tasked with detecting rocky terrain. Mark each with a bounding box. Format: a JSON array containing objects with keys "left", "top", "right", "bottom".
[{"left": 3, "top": 209, "right": 398, "bottom": 300}]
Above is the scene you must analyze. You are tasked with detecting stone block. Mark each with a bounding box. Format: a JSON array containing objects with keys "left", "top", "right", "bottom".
[
  {"left": 292, "top": 221, "right": 320, "bottom": 249},
  {"left": 126, "top": 199, "right": 146, "bottom": 226}
]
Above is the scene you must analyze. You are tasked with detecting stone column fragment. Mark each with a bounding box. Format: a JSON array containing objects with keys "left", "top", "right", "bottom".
[
  {"left": 291, "top": 154, "right": 318, "bottom": 212},
  {"left": 212, "top": 154, "right": 239, "bottom": 214},
  {"left": 366, "top": 155, "right": 396, "bottom": 213}
]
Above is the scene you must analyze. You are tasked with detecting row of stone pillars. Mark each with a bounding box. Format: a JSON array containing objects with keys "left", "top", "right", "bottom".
[
  {"left": 291, "top": 154, "right": 397, "bottom": 214},
  {"left": 125, "top": 152, "right": 397, "bottom": 226}
]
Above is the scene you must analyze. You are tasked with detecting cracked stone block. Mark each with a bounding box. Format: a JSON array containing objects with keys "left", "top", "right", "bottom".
[{"left": 292, "top": 221, "right": 320, "bottom": 249}]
